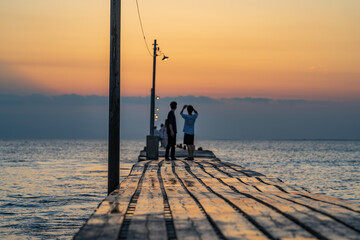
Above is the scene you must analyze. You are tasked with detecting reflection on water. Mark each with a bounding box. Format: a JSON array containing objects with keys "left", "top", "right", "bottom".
[
  {"left": 0, "top": 140, "right": 143, "bottom": 239},
  {"left": 0, "top": 139, "right": 359, "bottom": 239}
]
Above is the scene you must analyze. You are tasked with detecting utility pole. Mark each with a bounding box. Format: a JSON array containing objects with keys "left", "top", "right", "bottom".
[
  {"left": 146, "top": 39, "right": 159, "bottom": 160},
  {"left": 108, "top": 0, "right": 120, "bottom": 195},
  {"left": 150, "top": 39, "right": 157, "bottom": 136}
]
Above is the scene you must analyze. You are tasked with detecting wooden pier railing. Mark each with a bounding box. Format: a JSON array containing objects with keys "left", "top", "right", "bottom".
[{"left": 74, "top": 149, "right": 360, "bottom": 240}]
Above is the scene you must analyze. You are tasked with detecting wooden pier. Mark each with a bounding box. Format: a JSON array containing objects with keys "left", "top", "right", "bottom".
[{"left": 74, "top": 148, "right": 360, "bottom": 240}]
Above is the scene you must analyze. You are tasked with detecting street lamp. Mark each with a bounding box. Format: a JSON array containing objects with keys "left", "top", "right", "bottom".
[
  {"left": 150, "top": 40, "right": 168, "bottom": 136},
  {"left": 146, "top": 39, "right": 168, "bottom": 160}
]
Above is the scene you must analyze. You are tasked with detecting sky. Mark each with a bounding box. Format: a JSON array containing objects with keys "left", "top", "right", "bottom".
[
  {"left": 0, "top": 1, "right": 359, "bottom": 139},
  {"left": 0, "top": 0, "right": 359, "bottom": 100}
]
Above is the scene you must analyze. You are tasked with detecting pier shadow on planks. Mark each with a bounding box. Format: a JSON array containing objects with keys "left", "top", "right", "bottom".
[{"left": 74, "top": 156, "right": 360, "bottom": 240}]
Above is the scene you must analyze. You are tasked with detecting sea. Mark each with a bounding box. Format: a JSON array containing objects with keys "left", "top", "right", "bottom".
[{"left": 0, "top": 139, "right": 359, "bottom": 239}]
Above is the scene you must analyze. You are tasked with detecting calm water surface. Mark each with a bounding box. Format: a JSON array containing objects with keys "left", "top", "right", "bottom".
[{"left": 0, "top": 140, "right": 359, "bottom": 239}]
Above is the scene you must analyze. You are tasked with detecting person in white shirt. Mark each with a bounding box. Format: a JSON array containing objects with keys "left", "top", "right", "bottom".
[
  {"left": 180, "top": 105, "right": 198, "bottom": 160},
  {"left": 154, "top": 126, "right": 160, "bottom": 137},
  {"left": 159, "top": 123, "right": 167, "bottom": 148}
]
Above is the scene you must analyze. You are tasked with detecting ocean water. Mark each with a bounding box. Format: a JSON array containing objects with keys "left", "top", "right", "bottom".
[{"left": 0, "top": 139, "right": 359, "bottom": 239}]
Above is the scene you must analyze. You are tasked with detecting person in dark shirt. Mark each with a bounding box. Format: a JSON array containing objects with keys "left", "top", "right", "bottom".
[{"left": 165, "top": 101, "right": 177, "bottom": 160}]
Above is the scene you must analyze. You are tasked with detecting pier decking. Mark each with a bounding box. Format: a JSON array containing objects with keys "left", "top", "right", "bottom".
[{"left": 75, "top": 149, "right": 360, "bottom": 240}]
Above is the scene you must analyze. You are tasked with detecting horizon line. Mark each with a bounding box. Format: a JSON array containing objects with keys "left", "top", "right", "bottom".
[
  {"left": 2, "top": 93, "right": 360, "bottom": 103},
  {"left": 1, "top": 138, "right": 359, "bottom": 141}
]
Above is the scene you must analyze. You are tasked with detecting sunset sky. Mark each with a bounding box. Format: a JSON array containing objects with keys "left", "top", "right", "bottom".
[{"left": 0, "top": 0, "right": 359, "bottom": 100}]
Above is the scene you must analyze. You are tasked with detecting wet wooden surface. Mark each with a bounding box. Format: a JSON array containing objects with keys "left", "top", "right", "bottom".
[{"left": 75, "top": 152, "right": 360, "bottom": 240}]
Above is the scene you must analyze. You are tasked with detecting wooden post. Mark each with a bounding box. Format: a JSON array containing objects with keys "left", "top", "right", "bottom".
[{"left": 108, "top": 0, "right": 121, "bottom": 195}]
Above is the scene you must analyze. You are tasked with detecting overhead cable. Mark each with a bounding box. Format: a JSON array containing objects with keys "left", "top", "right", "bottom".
[{"left": 136, "top": 0, "right": 153, "bottom": 57}]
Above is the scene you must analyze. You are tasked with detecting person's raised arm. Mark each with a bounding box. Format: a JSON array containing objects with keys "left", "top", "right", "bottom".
[
  {"left": 194, "top": 108, "right": 198, "bottom": 114},
  {"left": 180, "top": 105, "right": 187, "bottom": 114}
]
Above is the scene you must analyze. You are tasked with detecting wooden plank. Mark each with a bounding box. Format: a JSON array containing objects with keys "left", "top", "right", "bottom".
[
  {"left": 97, "top": 161, "right": 151, "bottom": 239},
  {"left": 74, "top": 161, "right": 149, "bottom": 240},
  {"left": 195, "top": 161, "right": 232, "bottom": 178},
  {"left": 120, "top": 163, "right": 134, "bottom": 182},
  {"left": 174, "top": 161, "right": 268, "bottom": 240},
  {"left": 198, "top": 161, "right": 286, "bottom": 194},
  {"left": 257, "top": 193, "right": 360, "bottom": 239},
  {"left": 210, "top": 162, "right": 248, "bottom": 177},
  {"left": 295, "top": 192, "right": 360, "bottom": 212},
  {"left": 254, "top": 176, "right": 308, "bottom": 194},
  {"left": 216, "top": 172, "right": 360, "bottom": 240},
  {"left": 188, "top": 160, "right": 317, "bottom": 240},
  {"left": 199, "top": 158, "right": 360, "bottom": 239},
  {"left": 76, "top": 152, "right": 360, "bottom": 240},
  {"left": 272, "top": 192, "right": 360, "bottom": 233},
  {"left": 199, "top": 160, "right": 295, "bottom": 195},
  {"left": 161, "top": 161, "right": 218, "bottom": 240},
  {"left": 207, "top": 159, "right": 307, "bottom": 193},
  {"left": 194, "top": 160, "right": 272, "bottom": 195},
  {"left": 241, "top": 176, "right": 299, "bottom": 194},
  {"left": 126, "top": 161, "right": 167, "bottom": 240}
]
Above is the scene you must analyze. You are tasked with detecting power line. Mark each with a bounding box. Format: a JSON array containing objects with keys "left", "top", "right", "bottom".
[{"left": 136, "top": 0, "right": 153, "bottom": 57}]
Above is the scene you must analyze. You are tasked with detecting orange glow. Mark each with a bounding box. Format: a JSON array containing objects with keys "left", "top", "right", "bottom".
[{"left": 0, "top": 0, "right": 359, "bottom": 100}]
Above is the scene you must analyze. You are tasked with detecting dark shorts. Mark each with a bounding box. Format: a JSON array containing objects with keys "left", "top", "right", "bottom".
[
  {"left": 167, "top": 134, "right": 176, "bottom": 146},
  {"left": 183, "top": 133, "right": 194, "bottom": 145}
]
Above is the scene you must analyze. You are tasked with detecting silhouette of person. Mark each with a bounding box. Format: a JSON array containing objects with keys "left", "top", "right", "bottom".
[
  {"left": 165, "top": 101, "right": 177, "bottom": 160},
  {"left": 180, "top": 105, "right": 198, "bottom": 160},
  {"left": 154, "top": 126, "right": 160, "bottom": 137},
  {"left": 159, "top": 123, "right": 165, "bottom": 147},
  {"left": 162, "top": 120, "right": 169, "bottom": 148}
]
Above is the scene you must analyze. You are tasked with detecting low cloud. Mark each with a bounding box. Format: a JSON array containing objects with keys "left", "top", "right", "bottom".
[{"left": 0, "top": 94, "right": 359, "bottom": 140}]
